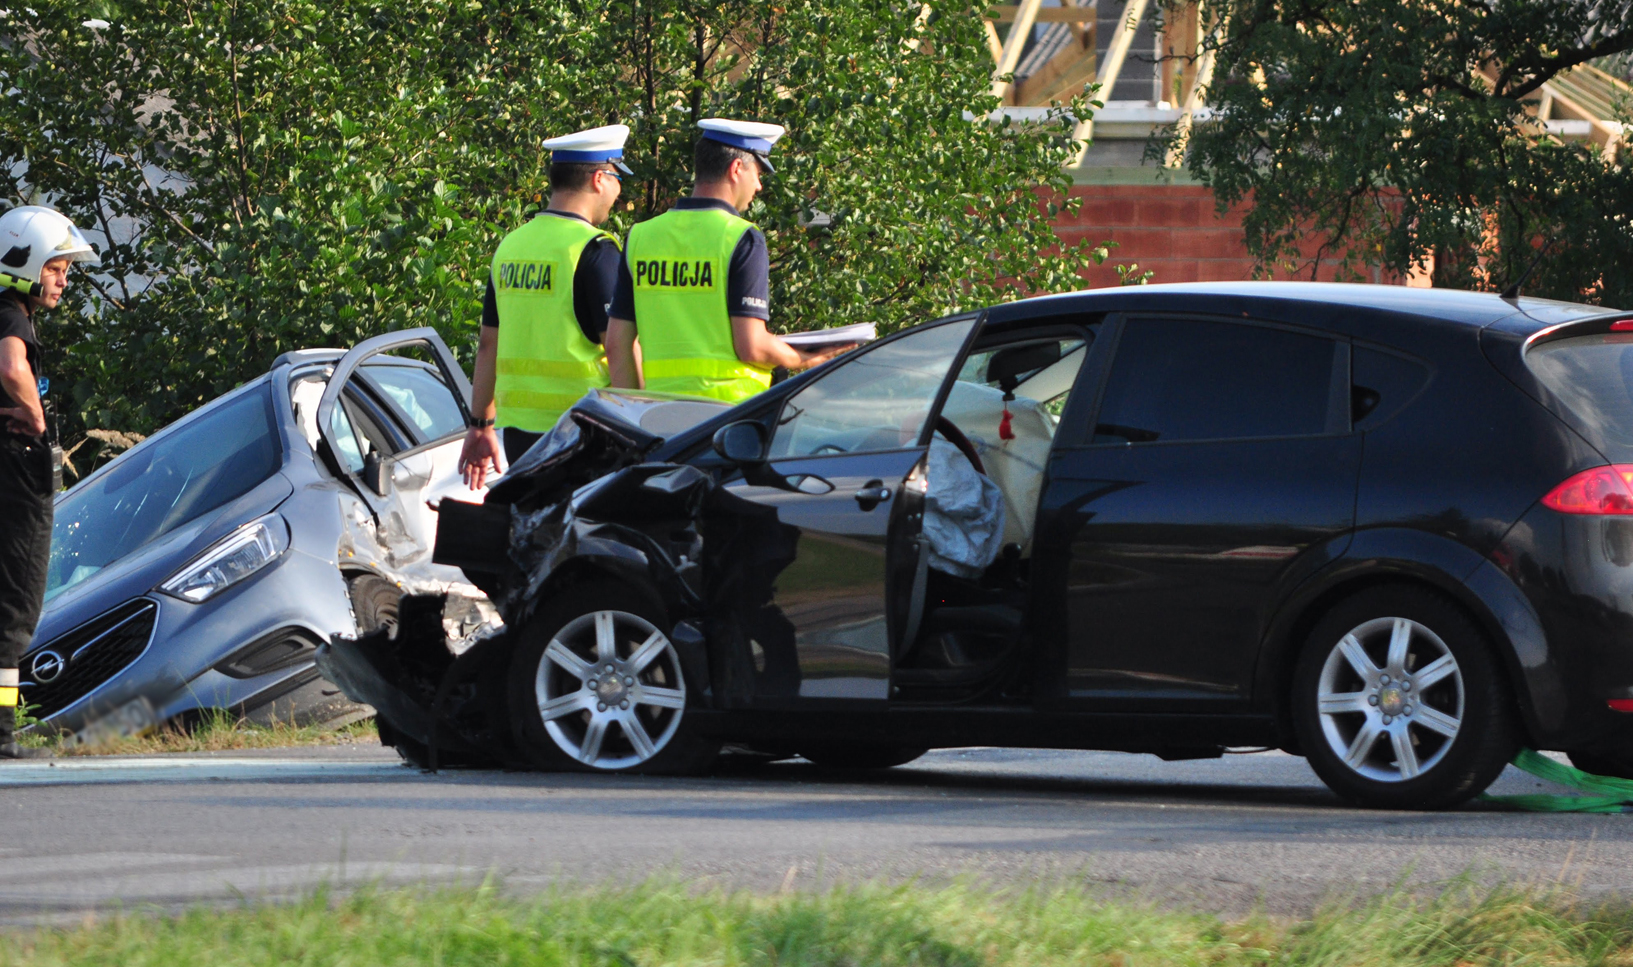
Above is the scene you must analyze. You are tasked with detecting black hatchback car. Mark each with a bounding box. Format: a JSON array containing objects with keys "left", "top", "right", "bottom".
[{"left": 324, "top": 282, "right": 1633, "bottom": 810}]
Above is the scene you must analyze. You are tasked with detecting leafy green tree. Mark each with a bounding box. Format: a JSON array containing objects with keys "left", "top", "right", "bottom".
[
  {"left": 1166, "top": 0, "right": 1633, "bottom": 303},
  {"left": 1, "top": 0, "right": 1105, "bottom": 454}
]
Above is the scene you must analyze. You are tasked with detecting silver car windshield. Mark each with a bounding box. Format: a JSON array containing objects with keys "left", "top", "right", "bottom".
[{"left": 45, "top": 385, "right": 282, "bottom": 602}]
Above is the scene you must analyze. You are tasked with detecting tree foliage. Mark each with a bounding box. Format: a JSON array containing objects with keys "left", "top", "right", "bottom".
[
  {"left": 1167, "top": 0, "right": 1633, "bottom": 303},
  {"left": 0, "top": 0, "right": 1104, "bottom": 443}
]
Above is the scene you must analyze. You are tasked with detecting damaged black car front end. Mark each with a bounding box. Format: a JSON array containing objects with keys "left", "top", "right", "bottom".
[{"left": 315, "top": 389, "right": 759, "bottom": 769}]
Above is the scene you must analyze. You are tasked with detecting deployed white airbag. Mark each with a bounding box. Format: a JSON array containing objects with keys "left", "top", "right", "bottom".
[{"left": 924, "top": 438, "right": 1006, "bottom": 579}]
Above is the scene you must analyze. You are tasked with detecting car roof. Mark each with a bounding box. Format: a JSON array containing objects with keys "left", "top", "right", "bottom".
[
  {"left": 272, "top": 348, "right": 347, "bottom": 369},
  {"left": 985, "top": 281, "right": 1620, "bottom": 337}
]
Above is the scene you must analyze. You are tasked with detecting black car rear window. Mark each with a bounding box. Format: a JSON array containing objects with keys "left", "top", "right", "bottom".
[
  {"left": 1527, "top": 333, "right": 1633, "bottom": 450},
  {"left": 1093, "top": 317, "right": 1336, "bottom": 444}
]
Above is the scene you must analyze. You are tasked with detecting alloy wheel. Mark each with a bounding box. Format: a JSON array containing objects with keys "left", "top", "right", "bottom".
[
  {"left": 534, "top": 609, "right": 687, "bottom": 769},
  {"left": 1315, "top": 616, "right": 1465, "bottom": 783}
]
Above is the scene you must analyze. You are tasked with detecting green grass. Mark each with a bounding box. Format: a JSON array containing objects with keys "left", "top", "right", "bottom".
[
  {"left": 15, "top": 705, "right": 377, "bottom": 756},
  {"left": 2, "top": 879, "right": 1632, "bottom": 967}
]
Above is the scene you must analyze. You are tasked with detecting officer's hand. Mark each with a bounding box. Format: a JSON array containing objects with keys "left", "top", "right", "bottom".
[
  {"left": 459, "top": 426, "right": 501, "bottom": 490},
  {"left": 0, "top": 407, "right": 44, "bottom": 437},
  {"left": 795, "top": 342, "right": 860, "bottom": 370}
]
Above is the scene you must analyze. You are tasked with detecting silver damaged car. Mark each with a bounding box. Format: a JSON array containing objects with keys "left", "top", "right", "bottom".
[{"left": 22, "top": 328, "right": 496, "bottom": 740}]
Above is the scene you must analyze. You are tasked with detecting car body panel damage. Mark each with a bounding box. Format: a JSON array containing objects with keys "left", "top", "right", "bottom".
[{"left": 316, "top": 390, "right": 795, "bottom": 766}]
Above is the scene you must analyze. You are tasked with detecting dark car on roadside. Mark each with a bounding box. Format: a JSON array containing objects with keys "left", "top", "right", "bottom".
[{"left": 323, "top": 282, "right": 1633, "bottom": 810}]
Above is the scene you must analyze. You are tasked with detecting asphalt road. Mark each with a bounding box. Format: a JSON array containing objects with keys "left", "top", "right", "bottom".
[{"left": 0, "top": 744, "right": 1627, "bottom": 924}]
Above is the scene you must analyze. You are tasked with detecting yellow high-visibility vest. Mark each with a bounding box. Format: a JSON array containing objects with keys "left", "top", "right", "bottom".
[
  {"left": 491, "top": 214, "right": 617, "bottom": 431},
  {"left": 625, "top": 206, "right": 772, "bottom": 403}
]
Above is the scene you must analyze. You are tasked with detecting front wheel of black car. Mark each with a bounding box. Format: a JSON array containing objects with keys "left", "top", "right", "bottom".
[
  {"left": 508, "top": 581, "right": 718, "bottom": 775},
  {"left": 1292, "top": 586, "right": 1517, "bottom": 810}
]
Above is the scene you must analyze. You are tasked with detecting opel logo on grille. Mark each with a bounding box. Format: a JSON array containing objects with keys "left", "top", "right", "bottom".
[{"left": 29, "top": 650, "right": 65, "bottom": 684}]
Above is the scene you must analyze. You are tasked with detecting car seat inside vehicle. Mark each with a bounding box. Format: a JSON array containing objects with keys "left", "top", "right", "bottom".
[
  {"left": 896, "top": 333, "right": 1089, "bottom": 689},
  {"left": 936, "top": 336, "right": 1087, "bottom": 557}
]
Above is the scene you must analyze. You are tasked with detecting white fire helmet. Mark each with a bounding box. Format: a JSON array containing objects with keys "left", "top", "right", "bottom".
[{"left": 0, "top": 206, "right": 99, "bottom": 296}]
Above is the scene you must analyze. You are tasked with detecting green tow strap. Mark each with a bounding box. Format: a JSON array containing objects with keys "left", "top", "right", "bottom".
[{"left": 1480, "top": 748, "right": 1633, "bottom": 813}]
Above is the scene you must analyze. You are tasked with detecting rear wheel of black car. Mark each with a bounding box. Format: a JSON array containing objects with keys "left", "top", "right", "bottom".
[
  {"left": 1292, "top": 586, "right": 1517, "bottom": 810},
  {"left": 508, "top": 581, "right": 718, "bottom": 774}
]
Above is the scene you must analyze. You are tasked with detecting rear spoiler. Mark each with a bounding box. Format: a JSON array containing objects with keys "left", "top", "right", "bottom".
[{"left": 1524, "top": 312, "right": 1633, "bottom": 350}]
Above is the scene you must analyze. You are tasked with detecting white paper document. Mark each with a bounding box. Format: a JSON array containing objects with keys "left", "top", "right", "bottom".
[{"left": 780, "top": 322, "right": 877, "bottom": 348}]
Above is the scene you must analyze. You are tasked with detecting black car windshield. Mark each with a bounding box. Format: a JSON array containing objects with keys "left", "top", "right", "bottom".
[
  {"left": 1527, "top": 333, "right": 1633, "bottom": 450},
  {"left": 45, "top": 385, "right": 282, "bottom": 602}
]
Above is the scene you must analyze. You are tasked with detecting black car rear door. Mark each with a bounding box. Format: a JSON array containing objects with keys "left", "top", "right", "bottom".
[{"left": 1035, "top": 313, "right": 1360, "bottom": 707}]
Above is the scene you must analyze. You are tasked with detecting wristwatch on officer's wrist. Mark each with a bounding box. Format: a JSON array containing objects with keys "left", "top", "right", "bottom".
[{"left": 469, "top": 416, "right": 495, "bottom": 429}]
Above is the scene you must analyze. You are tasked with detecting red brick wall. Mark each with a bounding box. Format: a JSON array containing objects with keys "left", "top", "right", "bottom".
[{"left": 1052, "top": 184, "right": 1414, "bottom": 288}]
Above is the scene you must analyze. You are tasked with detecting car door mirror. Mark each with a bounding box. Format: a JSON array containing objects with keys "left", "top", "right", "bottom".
[
  {"left": 712, "top": 421, "right": 769, "bottom": 465},
  {"left": 361, "top": 450, "right": 389, "bottom": 496}
]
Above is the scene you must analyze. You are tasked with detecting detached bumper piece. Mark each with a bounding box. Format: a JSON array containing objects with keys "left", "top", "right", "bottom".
[{"left": 318, "top": 594, "right": 521, "bottom": 770}]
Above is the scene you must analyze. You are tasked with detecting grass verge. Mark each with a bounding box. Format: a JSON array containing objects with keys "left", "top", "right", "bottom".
[
  {"left": 2, "top": 879, "right": 1632, "bottom": 966},
  {"left": 16, "top": 707, "right": 377, "bottom": 756}
]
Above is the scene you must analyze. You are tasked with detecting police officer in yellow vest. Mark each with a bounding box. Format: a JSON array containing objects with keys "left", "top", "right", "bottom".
[
  {"left": 604, "top": 118, "right": 851, "bottom": 400},
  {"left": 460, "top": 124, "right": 631, "bottom": 489}
]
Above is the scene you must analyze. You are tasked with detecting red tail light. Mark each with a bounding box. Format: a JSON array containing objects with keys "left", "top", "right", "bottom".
[
  {"left": 1609, "top": 699, "right": 1633, "bottom": 713},
  {"left": 1541, "top": 466, "right": 1633, "bottom": 514}
]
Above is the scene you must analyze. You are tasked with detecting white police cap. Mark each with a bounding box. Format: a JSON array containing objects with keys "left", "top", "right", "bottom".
[
  {"left": 698, "top": 118, "right": 786, "bottom": 172},
  {"left": 542, "top": 123, "right": 633, "bottom": 175}
]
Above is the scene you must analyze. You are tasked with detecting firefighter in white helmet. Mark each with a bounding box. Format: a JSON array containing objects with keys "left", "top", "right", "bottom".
[{"left": 0, "top": 206, "right": 97, "bottom": 758}]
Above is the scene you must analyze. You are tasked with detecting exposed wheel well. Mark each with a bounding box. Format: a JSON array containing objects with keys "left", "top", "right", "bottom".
[{"left": 1264, "top": 574, "right": 1525, "bottom": 752}]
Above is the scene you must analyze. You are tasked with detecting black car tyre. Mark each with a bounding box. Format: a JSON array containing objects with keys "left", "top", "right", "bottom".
[
  {"left": 1566, "top": 750, "right": 1633, "bottom": 780},
  {"left": 1292, "top": 586, "right": 1517, "bottom": 810},
  {"left": 800, "top": 745, "right": 927, "bottom": 770},
  {"left": 349, "top": 574, "right": 402, "bottom": 635},
  {"left": 507, "top": 581, "right": 718, "bottom": 775}
]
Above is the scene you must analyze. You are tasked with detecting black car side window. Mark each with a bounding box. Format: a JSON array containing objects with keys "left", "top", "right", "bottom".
[
  {"left": 1352, "top": 345, "right": 1431, "bottom": 430},
  {"left": 769, "top": 317, "right": 977, "bottom": 459},
  {"left": 1092, "top": 317, "right": 1337, "bottom": 444}
]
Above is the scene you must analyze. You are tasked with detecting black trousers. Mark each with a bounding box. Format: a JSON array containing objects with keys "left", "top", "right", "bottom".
[
  {"left": 0, "top": 435, "right": 52, "bottom": 670},
  {"left": 502, "top": 427, "right": 543, "bottom": 466}
]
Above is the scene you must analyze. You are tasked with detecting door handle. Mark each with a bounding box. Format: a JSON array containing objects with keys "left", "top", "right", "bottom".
[{"left": 854, "top": 480, "right": 892, "bottom": 511}]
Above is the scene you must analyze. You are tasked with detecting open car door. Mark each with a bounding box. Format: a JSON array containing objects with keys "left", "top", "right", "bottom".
[
  {"left": 314, "top": 327, "right": 477, "bottom": 573},
  {"left": 720, "top": 315, "right": 980, "bottom": 704}
]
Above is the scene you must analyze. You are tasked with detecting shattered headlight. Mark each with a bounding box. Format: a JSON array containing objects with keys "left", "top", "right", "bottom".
[{"left": 159, "top": 514, "right": 290, "bottom": 603}]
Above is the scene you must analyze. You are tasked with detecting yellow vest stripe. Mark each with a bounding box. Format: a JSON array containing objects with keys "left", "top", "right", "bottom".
[
  {"left": 641, "top": 357, "right": 771, "bottom": 382},
  {"left": 496, "top": 389, "right": 597, "bottom": 413},
  {"left": 496, "top": 357, "right": 607, "bottom": 380}
]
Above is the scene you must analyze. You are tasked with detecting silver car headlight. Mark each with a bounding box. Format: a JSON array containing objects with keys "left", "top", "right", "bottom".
[{"left": 159, "top": 514, "right": 290, "bottom": 603}]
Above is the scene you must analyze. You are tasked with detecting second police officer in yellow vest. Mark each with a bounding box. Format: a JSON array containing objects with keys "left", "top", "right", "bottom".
[
  {"left": 605, "top": 119, "right": 853, "bottom": 400},
  {"left": 460, "top": 124, "right": 631, "bottom": 489}
]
